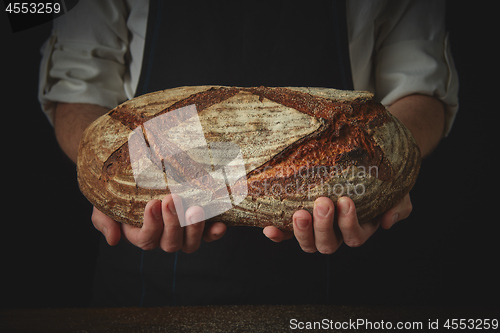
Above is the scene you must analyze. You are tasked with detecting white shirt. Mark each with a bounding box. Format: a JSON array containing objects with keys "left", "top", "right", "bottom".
[{"left": 38, "top": 0, "right": 459, "bottom": 135}]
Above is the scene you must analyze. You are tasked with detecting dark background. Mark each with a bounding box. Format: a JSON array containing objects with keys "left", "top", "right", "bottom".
[{"left": 1, "top": 2, "right": 498, "bottom": 310}]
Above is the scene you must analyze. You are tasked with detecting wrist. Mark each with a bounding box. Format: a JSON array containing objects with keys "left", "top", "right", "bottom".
[
  {"left": 54, "top": 103, "right": 109, "bottom": 163},
  {"left": 387, "top": 94, "right": 445, "bottom": 158}
]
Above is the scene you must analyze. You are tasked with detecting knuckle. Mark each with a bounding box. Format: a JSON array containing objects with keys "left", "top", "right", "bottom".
[
  {"left": 344, "top": 237, "right": 365, "bottom": 248},
  {"left": 338, "top": 221, "right": 358, "bottom": 234},
  {"left": 161, "top": 242, "right": 182, "bottom": 253},
  {"left": 133, "top": 236, "right": 159, "bottom": 251},
  {"left": 313, "top": 222, "right": 333, "bottom": 234},
  {"left": 294, "top": 230, "right": 311, "bottom": 243},
  {"left": 139, "top": 242, "right": 157, "bottom": 251},
  {"left": 188, "top": 222, "right": 205, "bottom": 233},
  {"left": 317, "top": 244, "right": 337, "bottom": 254}
]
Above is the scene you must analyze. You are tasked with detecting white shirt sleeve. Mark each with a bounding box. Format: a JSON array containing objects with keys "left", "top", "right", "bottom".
[
  {"left": 40, "top": 0, "right": 459, "bottom": 137},
  {"left": 348, "top": 0, "right": 459, "bottom": 136},
  {"left": 38, "top": 0, "right": 131, "bottom": 125}
]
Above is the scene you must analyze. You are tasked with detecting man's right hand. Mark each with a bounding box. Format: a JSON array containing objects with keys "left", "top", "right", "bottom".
[
  {"left": 53, "top": 104, "right": 227, "bottom": 253},
  {"left": 91, "top": 194, "right": 227, "bottom": 253}
]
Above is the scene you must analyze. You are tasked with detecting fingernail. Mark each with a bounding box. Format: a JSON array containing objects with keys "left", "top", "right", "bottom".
[
  {"left": 152, "top": 201, "right": 162, "bottom": 220},
  {"left": 338, "top": 197, "right": 351, "bottom": 215},
  {"left": 391, "top": 214, "right": 399, "bottom": 225},
  {"left": 315, "top": 201, "right": 330, "bottom": 218},
  {"left": 168, "top": 201, "right": 177, "bottom": 215},
  {"left": 188, "top": 213, "right": 204, "bottom": 225},
  {"left": 295, "top": 218, "right": 309, "bottom": 230}
]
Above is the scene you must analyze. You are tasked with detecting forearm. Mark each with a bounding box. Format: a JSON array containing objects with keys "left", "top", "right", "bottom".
[
  {"left": 387, "top": 94, "right": 446, "bottom": 158},
  {"left": 54, "top": 103, "right": 109, "bottom": 164}
]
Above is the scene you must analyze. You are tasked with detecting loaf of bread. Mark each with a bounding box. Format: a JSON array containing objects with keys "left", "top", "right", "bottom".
[{"left": 77, "top": 86, "right": 420, "bottom": 231}]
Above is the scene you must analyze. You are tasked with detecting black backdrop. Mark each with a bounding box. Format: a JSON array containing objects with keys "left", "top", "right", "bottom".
[{"left": 1, "top": 2, "right": 498, "bottom": 309}]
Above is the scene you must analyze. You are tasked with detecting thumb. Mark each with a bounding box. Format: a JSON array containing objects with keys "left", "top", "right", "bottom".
[
  {"left": 380, "top": 194, "right": 412, "bottom": 229},
  {"left": 91, "top": 207, "right": 122, "bottom": 246}
]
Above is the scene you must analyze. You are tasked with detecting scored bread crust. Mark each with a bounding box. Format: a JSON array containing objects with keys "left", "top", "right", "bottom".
[{"left": 77, "top": 86, "right": 421, "bottom": 231}]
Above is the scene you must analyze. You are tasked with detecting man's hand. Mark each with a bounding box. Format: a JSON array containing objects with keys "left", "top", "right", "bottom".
[
  {"left": 92, "top": 194, "right": 227, "bottom": 252},
  {"left": 263, "top": 195, "right": 412, "bottom": 254},
  {"left": 263, "top": 94, "right": 445, "bottom": 253},
  {"left": 53, "top": 103, "right": 227, "bottom": 253}
]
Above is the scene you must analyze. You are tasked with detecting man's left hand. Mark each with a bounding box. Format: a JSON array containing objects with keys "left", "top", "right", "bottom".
[{"left": 263, "top": 194, "right": 412, "bottom": 254}]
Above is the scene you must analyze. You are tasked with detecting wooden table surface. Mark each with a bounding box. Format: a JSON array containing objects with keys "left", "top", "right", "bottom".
[{"left": 1, "top": 304, "right": 498, "bottom": 332}]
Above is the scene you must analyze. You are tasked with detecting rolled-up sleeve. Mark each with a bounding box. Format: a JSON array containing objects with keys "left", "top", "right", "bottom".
[
  {"left": 374, "top": 0, "right": 459, "bottom": 136},
  {"left": 38, "top": 0, "right": 129, "bottom": 125}
]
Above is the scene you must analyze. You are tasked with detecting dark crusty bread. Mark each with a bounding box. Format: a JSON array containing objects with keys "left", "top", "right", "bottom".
[{"left": 77, "top": 86, "right": 420, "bottom": 231}]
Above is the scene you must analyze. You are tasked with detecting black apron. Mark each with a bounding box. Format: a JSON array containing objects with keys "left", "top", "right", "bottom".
[{"left": 92, "top": 0, "right": 353, "bottom": 307}]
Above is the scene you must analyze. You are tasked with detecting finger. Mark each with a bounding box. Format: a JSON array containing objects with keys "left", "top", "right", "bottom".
[
  {"left": 263, "top": 226, "right": 294, "bottom": 242},
  {"left": 91, "top": 207, "right": 121, "bottom": 246},
  {"left": 380, "top": 194, "right": 412, "bottom": 229},
  {"left": 263, "top": 226, "right": 281, "bottom": 242},
  {"left": 312, "top": 197, "right": 340, "bottom": 254},
  {"left": 182, "top": 206, "right": 205, "bottom": 253},
  {"left": 203, "top": 222, "right": 227, "bottom": 242},
  {"left": 337, "top": 197, "right": 379, "bottom": 248},
  {"left": 121, "top": 199, "right": 163, "bottom": 250},
  {"left": 293, "top": 210, "right": 316, "bottom": 253},
  {"left": 159, "top": 194, "right": 184, "bottom": 253}
]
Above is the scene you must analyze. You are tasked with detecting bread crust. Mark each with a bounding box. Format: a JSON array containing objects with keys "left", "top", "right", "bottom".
[{"left": 77, "top": 86, "right": 421, "bottom": 231}]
